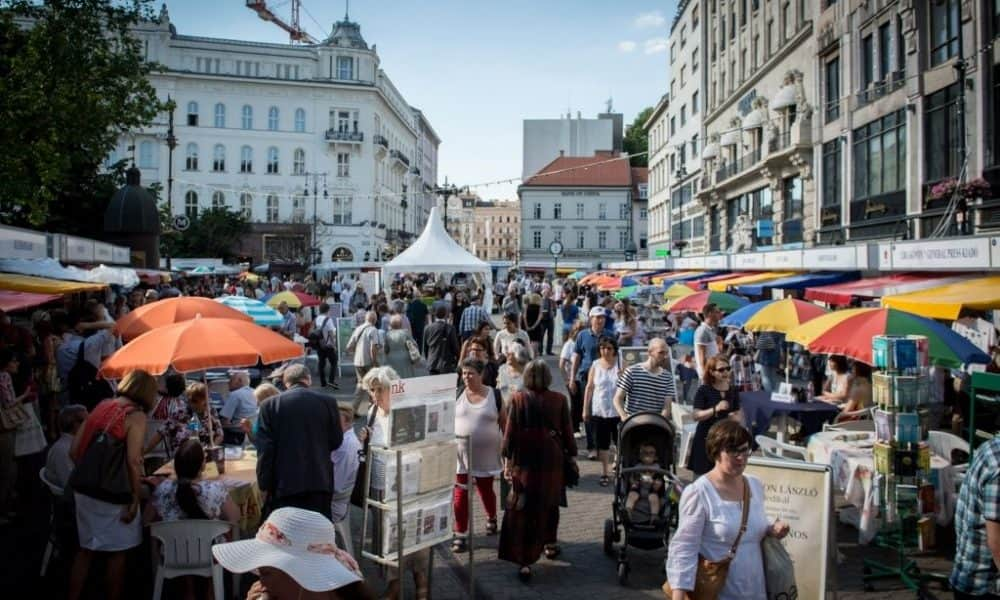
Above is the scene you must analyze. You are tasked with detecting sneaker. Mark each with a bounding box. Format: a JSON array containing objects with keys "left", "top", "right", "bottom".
[
  {"left": 326, "top": 382, "right": 339, "bottom": 389},
  {"left": 573, "top": 432, "right": 585, "bottom": 439},
  {"left": 587, "top": 450, "right": 598, "bottom": 460}
]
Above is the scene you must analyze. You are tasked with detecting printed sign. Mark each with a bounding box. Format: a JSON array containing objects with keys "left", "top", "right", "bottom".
[
  {"left": 59, "top": 235, "right": 95, "bottom": 263},
  {"left": 745, "top": 458, "right": 835, "bottom": 600},
  {"left": 704, "top": 255, "right": 729, "bottom": 269},
  {"left": 763, "top": 249, "right": 803, "bottom": 269},
  {"left": 802, "top": 245, "right": 869, "bottom": 270},
  {"left": 0, "top": 226, "right": 47, "bottom": 259},
  {"left": 731, "top": 253, "right": 765, "bottom": 269},
  {"left": 336, "top": 317, "right": 356, "bottom": 366},
  {"left": 889, "top": 237, "right": 991, "bottom": 270},
  {"left": 384, "top": 374, "right": 457, "bottom": 448},
  {"left": 618, "top": 346, "right": 646, "bottom": 370}
]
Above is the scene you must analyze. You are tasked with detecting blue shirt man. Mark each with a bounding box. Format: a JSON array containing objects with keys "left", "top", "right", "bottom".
[
  {"left": 951, "top": 437, "right": 1000, "bottom": 598},
  {"left": 571, "top": 307, "right": 608, "bottom": 384}
]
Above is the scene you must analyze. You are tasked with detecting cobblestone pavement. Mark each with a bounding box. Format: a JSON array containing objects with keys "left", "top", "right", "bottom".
[{"left": 331, "top": 350, "right": 957, "bottom": 600}]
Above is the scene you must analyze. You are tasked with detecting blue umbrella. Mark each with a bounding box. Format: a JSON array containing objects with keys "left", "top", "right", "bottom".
[{"left": 215, "top": 295, "right": 284, "bottom": 327}]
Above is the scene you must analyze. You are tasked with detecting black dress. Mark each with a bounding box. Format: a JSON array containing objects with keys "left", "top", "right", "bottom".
[{"left": 688, "top": 384, "right": 740, "bottom": 476}]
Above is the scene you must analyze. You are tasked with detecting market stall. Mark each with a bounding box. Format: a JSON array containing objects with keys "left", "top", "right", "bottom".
[{"left": 881, "top": 275, "right": 1000, "bottom": 320}]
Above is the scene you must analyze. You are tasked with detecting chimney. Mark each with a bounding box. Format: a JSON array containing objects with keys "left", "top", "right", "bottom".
[{"left": 559, "top": 150, "right": 565, "bottom": 156}]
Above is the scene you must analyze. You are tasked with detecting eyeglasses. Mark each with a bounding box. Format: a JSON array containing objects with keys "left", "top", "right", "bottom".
[
  {"left": 724, "top": 446, "right": 751, "bottom": 456},
  {"left": 468, "top": 347, "right": 485, "bottom": 353}
]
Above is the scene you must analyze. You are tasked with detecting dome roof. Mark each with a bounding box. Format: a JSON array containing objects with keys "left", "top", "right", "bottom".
[
  {"left": 322, "top": 16, "right": 368, "bottom": 49},
  {"left": 104, "top": 166, "right": 161, "bottom": 234}
]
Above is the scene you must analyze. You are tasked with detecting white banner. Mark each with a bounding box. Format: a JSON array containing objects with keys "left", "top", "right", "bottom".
[
  {"left": 731, "top": 253, "right": 765, "bottom": 269},
  {"left": 704, "top": 255, "right": 729, "bottom": 269},
  {"left": 673, "top": 256, "right": 706, "bottom": 269},
  {"left": 802, "top": 245, "right": 869, "bottom": 270},
  {"left": 0, "top": 226, "right": 48, "bottom": 259},
  {"left": 889, "top": 237, "right": 991, "bottom": 270},
  {"left": 763, "top": 249, "right": 803, "bottom": 270},
  {"left": 111, "top": 245, "right": 132, "bottom": 265},
  {"left": 745, "top": 457, "right": 835, "bottom": 600},
  {"left": 59, "top": 235, "right": 95, "bottom": 263}
]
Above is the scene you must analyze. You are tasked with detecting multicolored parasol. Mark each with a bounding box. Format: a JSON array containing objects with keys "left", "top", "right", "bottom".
[{"left": 719, "top": 298, "right": 828, "bottom": 333}]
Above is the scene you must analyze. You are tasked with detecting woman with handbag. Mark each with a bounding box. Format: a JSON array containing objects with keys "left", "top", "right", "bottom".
[
  {"left": 384, "top": 314, "right": 418, "bottom": 379},
  {"left": 498, "top": 359, "right": 577, "bottom": 583},
  {"left": 665, "top": 420, "right": 789, "bottom": 599},
  {"left": 67, "top": 369, "right": 158, "bottom": 600}
]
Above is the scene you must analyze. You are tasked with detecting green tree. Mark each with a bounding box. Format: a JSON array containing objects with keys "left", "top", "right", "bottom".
[
  {"left": 623, "top": 106, "right": 654, "bottom": 167},
  {"left": 159, "top": 205, "right": 250, "bottom": 262},
  {"left": 0, "top": 0, "right": 164, "bottom": 232}
]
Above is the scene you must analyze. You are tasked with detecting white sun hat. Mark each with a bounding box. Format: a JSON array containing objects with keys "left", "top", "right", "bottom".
[{"left": 211, "top": 507, "right": 362, "bottom": 592}]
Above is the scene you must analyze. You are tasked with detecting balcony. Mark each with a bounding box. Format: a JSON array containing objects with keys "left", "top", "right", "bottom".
[
  {"left": 769, "top": 130, "right": 791, "bottom": 153},
  {"left": 714, "top": 148, "right": 762, "bottom": 186},
  {"left": 856, "top": 71, "right": 905, "bottom": 109},
  {"left": 390, "top": 149, "right": 410, "bottom": 171},
  {"left": 374, "top": 135, "right": 389, "bottom": 156},
  {"left": 325, "top": 129, "right": 364, "bottom": 144},
  {"left": 410, "top": 165, "right": 421, "bottom": 177},
  {"left": 716, "top": 162, "right": 737, "bottom": 182}
]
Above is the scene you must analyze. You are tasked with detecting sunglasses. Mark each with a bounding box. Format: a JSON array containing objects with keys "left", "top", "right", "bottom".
[
  {"left": 715, "top": 366, "right": 731, "bottom": 373},
  {"left": 724, "top": 446, "right": 751, "bottom": 456}
]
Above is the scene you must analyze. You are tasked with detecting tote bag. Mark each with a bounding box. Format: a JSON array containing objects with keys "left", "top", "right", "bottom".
[{"left": 762, "top": 536, "right": 797, "bottom": 600}]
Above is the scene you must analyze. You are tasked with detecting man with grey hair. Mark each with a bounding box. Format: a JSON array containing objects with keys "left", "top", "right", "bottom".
[
  {"left": 220, "top": 370, "right": 256, "bottom": 428},
  {"left": 46, "top": 404, "right": 88, "bottom": 488},
  {"left": 346, "top": 311, "right": 382, "bottom": 413},
  {"left": 256, "top": 363, "right": 343, "bottom": 519}
]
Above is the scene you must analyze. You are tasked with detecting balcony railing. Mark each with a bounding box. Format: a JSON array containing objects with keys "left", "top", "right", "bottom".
[
  {"left": 325, "top": 129, "right": 364, "bottom": 142},
  {"left": 390, "top": 149, "right": 411, "bottom": 167},
  {"left": 769, "top": 130, "right": 791, "bottom": 153},
  {"left": 374, "top": 134, "right": 389, "bottom": 149},
  {"left": 736, "top": 148, "right": 762, "bottom": 174},
  {"left": 716, "top": 162, "right": 737, "bottom": 182},
  {"left": 856, "top": 70, "right": 906, "bottom": 108},
  {"left": 824, "top": 99, "right": 840, "bottom": 123},
  {"left": 410, "top": 165, "right": 421, "bottom": 176}
]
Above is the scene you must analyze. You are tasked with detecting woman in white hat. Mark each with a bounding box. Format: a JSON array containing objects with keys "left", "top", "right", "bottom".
[{"left": 213, "top": 507, "right": 374, "bottom": 600}]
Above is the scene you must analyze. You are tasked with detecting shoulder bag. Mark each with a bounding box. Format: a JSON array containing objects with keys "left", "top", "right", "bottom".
[
  {"left": 350, "top": 406, "right": 378, "bottom": 508},
  {"left": 536, "top": 391, "right": 579, "bottom": 489},
  {"left": 762, "top": 535, "right": 797, "bottom": 600},
  {"left": 662, "top": 477, "right": 750, "bottom": 599},
  {"left": 405, "top": 336, "right": 422, "bottom": 364},
  {"left": 68, "top": 402, "right": 137, "bottom": 505}
]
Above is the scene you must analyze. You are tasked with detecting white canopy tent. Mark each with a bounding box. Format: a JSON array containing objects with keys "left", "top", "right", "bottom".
[{"left": 382, "top": 206, "right": 494, "bottom": 311}]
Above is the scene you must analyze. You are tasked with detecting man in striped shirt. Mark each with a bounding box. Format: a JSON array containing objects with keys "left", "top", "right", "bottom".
[{"left": 613, "top": 338, "right": 677, "bottom": 420}]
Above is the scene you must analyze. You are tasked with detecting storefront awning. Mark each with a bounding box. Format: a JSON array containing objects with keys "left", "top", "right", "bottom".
[
  {"left": 808, "top": 274, "right": 976, "bottom": 308},
  {"left": 708, "top": 271, "right": 797, "bottom": 293},
  {"left": 685, "top": 271, "right": 752, "bottom": 291},
  {"left": 0, "top": 273, "right": 106, "bottom": 295},
  {"left": 651, "top": 271, "right": 713, "bottom": 285},
  {"left": 734, "top": 272, "right": 859, "bottom": 297},
  {"left": 0, "top": 290, "right": 62, "bottom": 313},
  {"left": 881, "top": 276, "right": 1000, "bottom": 320}
]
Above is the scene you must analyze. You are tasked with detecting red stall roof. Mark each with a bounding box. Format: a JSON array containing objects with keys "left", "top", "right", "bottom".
[{"left": 804, "top": 273, "right": 976, "bottom": 306}]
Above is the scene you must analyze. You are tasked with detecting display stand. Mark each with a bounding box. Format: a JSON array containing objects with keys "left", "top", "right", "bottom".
[
  {"left": 969, "top": 371, "right": 1000, "bottom": 450},
  {"left": 862, "top": 335, "right": 948, "bottom": 592}
]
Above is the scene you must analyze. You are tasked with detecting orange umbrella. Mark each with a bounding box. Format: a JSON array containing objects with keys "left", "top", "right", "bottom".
[
  {"left": 100, "top": 317, "right": 304, "bottom": 377},
  {"left": 114, "top": 296, "right": 253, "bottom": 341}
]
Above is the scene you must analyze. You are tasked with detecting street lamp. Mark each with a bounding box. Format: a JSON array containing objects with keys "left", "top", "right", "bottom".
[
  {"left": 434, "top": 178, "right": 461, "bottom": 233},
  {"left": 624, "top": 240, "right": 638, "bottom": 263},
  {"left": 672, "top": 240, "right": 688, "bottom": 258}
]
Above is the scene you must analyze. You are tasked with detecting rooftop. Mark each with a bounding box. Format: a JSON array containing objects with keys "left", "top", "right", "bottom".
[{"left": 521, "top": 153, "right": 633, "bottom": 188}]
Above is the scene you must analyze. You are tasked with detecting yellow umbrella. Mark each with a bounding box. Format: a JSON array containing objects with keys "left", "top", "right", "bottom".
[
  {"left": 881, "top": 276, "right": 1000, "bottom": 320},
  {"left": 0, "top": 273, "right": 106, "bottom": 294},
  {"left": 664, "top": 283, "right": 696, "bottom": 302},
  {"left": 265, "top": 290, "right": 321, "bottom": 309}
]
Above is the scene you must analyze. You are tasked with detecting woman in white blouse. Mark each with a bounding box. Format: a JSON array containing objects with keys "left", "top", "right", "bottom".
[{"left": 665, "top": 420, "right": 789, "bottom": 599}]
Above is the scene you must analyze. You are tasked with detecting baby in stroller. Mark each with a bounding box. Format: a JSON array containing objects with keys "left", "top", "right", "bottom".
[{"left": 625, "top": 443, "right": 665, "bottom": 523}]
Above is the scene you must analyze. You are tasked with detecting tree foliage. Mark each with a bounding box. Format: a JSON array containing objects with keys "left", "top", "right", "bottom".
[
  {"left": 0, "top": 0, "right": 164, "bottom": 232},
  {"left": 159, "top": 204, "right": 250, "bottom": 262},
  {"left": 623, "top": 106, "right": 654, "bottom": 167}
]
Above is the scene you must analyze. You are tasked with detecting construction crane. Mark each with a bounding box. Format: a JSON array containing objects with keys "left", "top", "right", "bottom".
[{"left": 245, "top": 0, "right": 318, "bottom": 44}]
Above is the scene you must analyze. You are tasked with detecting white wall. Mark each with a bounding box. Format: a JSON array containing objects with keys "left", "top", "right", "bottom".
[{"left": 522, "top": 117, "right": 615, "bottom": 178}]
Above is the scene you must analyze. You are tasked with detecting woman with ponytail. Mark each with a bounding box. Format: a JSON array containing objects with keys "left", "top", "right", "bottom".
[{"left": 148, "top": 438, "right": 239, "bottom": 525}]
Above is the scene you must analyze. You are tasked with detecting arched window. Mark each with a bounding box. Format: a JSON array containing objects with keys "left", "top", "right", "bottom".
[
  {"left": 266, "top": 147, "right": 279, "bottom": 174},
  {"left": 212, "top": 144, "right": 225, "bottom": 172},
  {"left": 185, "top": 143, "right": 198, "bottom": 170},
  {"left": 239, "top": 192, "right": 253, "bottom": 219},
  {"left": 268, "top": 106, "right": 279, "bottom": 131},
  {"left": 294, "top": 108, "right": 306, "bottom": 132},
  {"left": 241, "top": 105, "right": 253, "bottom": 129},
  {"left": 293, "top": 148, "right": 305, "bottom": 175},
  {"left": 184, "top": 190, "right": 198, "bottom": 218},
  {"left": 138, "top": 141, "right": 155, "bottom": 168},
  {"left": 240, "top": 146, "right": 253, "bottom": 173},
  {"left": 214, "top": 103, "right": 225, "bottom": 128},
  {"left": 186, "top": 101, "right": 199, "bottom": 126},
  {"left": 266, "top": 194, "right": 279, "bottom": 222},
  {"left": 211, "top": 191, "right": 225, "bottom": 210}
]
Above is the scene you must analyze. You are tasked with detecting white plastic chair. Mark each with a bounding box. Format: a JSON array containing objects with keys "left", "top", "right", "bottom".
[
  {"left": 823, "top": 410, "right": 876, "bottom": 432},
  {"left": 755, "top": 435, "right": 808, "bottom": 461},
  {"left": 150, "top": 519, "right": 235, "bottom": 600},
  {"left": 38, "top": 467, "right": 64, "bottom": 576},
  {"left": 678, "top": 422, "right": 698, "bottom": 469},
  {"left": 927, "top": 430, "right": 971, "bottom": 464},
  {"left": 331, "top": 490, "right": 354, "bottom": 557}
]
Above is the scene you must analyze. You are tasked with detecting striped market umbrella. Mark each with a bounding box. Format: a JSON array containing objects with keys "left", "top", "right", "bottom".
[
  {"left": 720, "top": 298, "right": 828, "bottom": 333},
  {"left": 665, "top": 290, "right": 749, "bottom": 314},
  {"left": 216, "top": 295, "right": 284, "bottom": 327},
  {"left": 786, "top": 307, "right": 990, "bottom": 368},
  {"left": 664, "top": 283, "right": 697, "bottom": 302}
]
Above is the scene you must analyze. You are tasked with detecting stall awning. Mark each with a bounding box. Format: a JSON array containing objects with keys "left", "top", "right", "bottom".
[
  {"left": 808, "top": 274, "right": 976, "bottom": 308},
  {"left": 0, "top": 290, "right": 62, "bottom": 312},
  {"left": 651, "top": 271, "right": 714, "bottom": 285},
  {"left": 0, "top": 273, "right": 106, "bottom": 294},
  {"left": 882, "top": 276, "right": 1000, "bottom": 320},
  {"left": 735, "top": 272, "right": 860, "bottom": 297},
  {"left": 686, "top": 272, "right": 752, "bottom": 291},
  {"left": 708, "top": 272, "right": 797, "bottom": 292}
]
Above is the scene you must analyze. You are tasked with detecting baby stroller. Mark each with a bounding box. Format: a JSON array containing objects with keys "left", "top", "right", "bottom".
[{"left": 602, "top": 411, "right": 679, "bottom": 585}]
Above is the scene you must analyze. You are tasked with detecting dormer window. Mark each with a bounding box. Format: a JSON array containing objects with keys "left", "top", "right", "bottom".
[{"left": 337, "top": 56, "right": 354, "bottom": 80}]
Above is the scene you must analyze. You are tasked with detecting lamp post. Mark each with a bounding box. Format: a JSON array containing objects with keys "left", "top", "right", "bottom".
[
  {"left": 434, "top": 178, "right": 460, "bottom": 235},
  {"left": 302, "top": 171, "right": 328, "bottom": 265},
  {"left": 624, "top": 240, "right": 638, "bottom": 265}
]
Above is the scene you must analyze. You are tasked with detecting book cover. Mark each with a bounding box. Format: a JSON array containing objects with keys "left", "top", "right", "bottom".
[
  {"left": 872, "top": 336, "right": 894, "bottom": 370},
  {"left": 895, "top": 448, "right": 918, "bottom": 477},
  {"left": 873, "top": 373, "right": 893, "bottom": 409},
  {"left": 874, "top": 409, "right": 894, "bottom": 441},
  {"left": 893, "top": 339, "right": 918, "bottom": 370},
  {"left": 874, "top": 441, "right": 894, "bottom": 474},
  {"left": 895, "top": 412, "right": 921, "bottom": 444}
]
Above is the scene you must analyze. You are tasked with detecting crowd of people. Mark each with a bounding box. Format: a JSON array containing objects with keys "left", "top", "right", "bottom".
[{"left": 1, "top": 268, "right": 999, "bottom": 599}]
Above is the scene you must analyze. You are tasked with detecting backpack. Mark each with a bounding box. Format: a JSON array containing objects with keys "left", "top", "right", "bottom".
[{"left": 67, "top": 341, "right": 114, "bottom": 411}]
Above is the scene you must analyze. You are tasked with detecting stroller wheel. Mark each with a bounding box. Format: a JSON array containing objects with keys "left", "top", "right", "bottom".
[
  {"left": 617, "top": 562, "right": 629, "bottom": 586},
  {"left": 603, "top": 519, "right": 615, "bottom": 556}
]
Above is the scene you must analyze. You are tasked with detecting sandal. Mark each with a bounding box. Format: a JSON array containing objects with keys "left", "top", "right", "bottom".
[
  {"left": 599, "top": 475, "right": 610, "bottom": 487},
  {"left": 485, "top": 518, "right": 498, "bottom": 535},
  {"left": 543, "top": 544, "right": 561, "bottom": 559},
  {"left": 451, "top": 537, "right": 468, "bottom": 553},
  {"left": 518, "top": 566, "right": 532, "bottom": 582}
]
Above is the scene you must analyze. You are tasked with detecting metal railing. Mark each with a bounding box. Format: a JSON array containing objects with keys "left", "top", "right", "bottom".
[
  {"left": 390, "top": 149, "right": 411, "bottom": 167},
  {"left": 856, "top": 70, "right": 905, "bottom": 108},
  {"left": 769, "top": 130, "right": 791, "bottom": 153},
  {"left": 716, "top": 162, "right": 737, "bottom": 182},
  {"left": 374, "top": 134, "right": 389, "bottom": 148},
  {"left": 325, "top": 129, "right": 364, "bottom": 142}
]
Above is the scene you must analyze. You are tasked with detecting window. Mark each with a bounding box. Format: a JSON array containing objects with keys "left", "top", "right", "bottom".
[
  {"left": 336, "top": 56, "right": 354, "bottom": 80},
  {"left": 266, "top": 195, "right": 279, "bottom": 222},
  {"left": 925, "top": 83, "right": 964, "bottom": 183},
  {"left": 930, "top": 0, "right": 960, "bottom": 66},
  {"left": 821, "top": 140, "right": 842, "bottom": 227},
  {"left": 337, "top": 152, "right": 349, "bottom": 177},
  {"left": 619, "top": 203, "right": 628, "bottom": 220},
  {"left": 692, "top": 49, "right": 699, "bottom": 73},
  {"left": 211, "top": 191, "right": 225, "bottom": 210},
  {"left": 825, "top": 57, "right": 840, "bottom": 122},
  {"left": 692, "top": 91, "right": 699, "bottom": 114},
  {"left": 294, "top": 108, "right": 306, "bottom": 133},
  {"left": 533, "top": 203, "right": 541, "bottom": 219},
  {"left": 266, "top": 147, "right": 279, "bottom": 174},
  {"left": 576, "top": 230, "right": 585, "bottom": 248},
  {"left": 853, "top": 109, "right": 907, "bottom": 202},
  {"left": 532, "top": 231, "right": 541, "bottom": 249},
  {"left": 212, "top": 144, "right": 225, "bottom": 172},
  {"left": 782, "top": 176, "right": 803, "bottom": 243},
  {"left": 268, "top": 107, "right": 279, "bottom": 131},
  {"left": 680, "top": 105, "right": 687, "bottom": 126},
  {"left": 878, "top": 23, "right": 891, "bottom": 82},
  {"left": 767, "top": 19, "right": 774, "bottom": 55},
  {"left": 670, "top": 117, "right": 676, "bottom": 136},
  {"left": 553, "top": 203, "right": 562, "bottom": 219},
  {"left": 184, "top": 143, "right": 198, "bottom": 170},
  {"left": 619, "top": 230, "right": 628, "bottom": 249},
  {"left": 599, "top": 203, "right": 607, "bottom": 219},
  {"left": 782, "top": 2, "right": 790, "bottom": 40},
  {"left": 214, "top": 103, "right": 225, "bottom": 128},
  {"left": 640, "top": 208, "right": 648, "bottom": 220},
  {"left": 187, "top": 101, "right": 198, "bottom": 126},
  {"left": 184, "top": 191, "right": 198, "bottom": 219},
  {"left": 241, "top": 105, "right": 253, "bottom": 129},
  {"left": 576, "top": 203, "right": 584, "bottom": 218},
  {"left": 240, "top": 192, "right": 252, "bottom": 219},
  {"left": 138, "top": 141, "right": 155, "bottom": 169},
  {"left": 861, "top": 35, "right": 874, "bottom": 89},
  {"left": 240, "top": 146, "right": 253, "bottom": 173},
  {"left": 598, "top": 231, "right": 607, "bottom": 249},
  {"left": 293, "top": 148, "right": 306, "bottom": 175}
]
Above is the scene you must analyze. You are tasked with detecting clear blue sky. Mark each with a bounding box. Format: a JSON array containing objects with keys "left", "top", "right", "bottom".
[{"left": 160, "top": 0, "right": 676, "bottom": 200}]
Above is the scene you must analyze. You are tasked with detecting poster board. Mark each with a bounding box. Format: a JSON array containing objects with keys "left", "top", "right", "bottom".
[
  {"left": 379, "top": 374, "right": 457, "bottom": 448},
  {"left": 359, "top": 271, "right": 380, "bottom": 296},
  {"left": 336, "top": 317, "right": 356, "bottom": 366},
  {"left": 745, "top": 457, "right": 836, "bottom": 600},
  {"left": 619, "top": 346, "right": 646, "bottom": 370}
]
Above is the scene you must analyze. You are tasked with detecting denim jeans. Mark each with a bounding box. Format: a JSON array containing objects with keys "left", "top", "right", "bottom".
[{"left": 756, "top": 363, "right": 778, "bottom": 393}]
